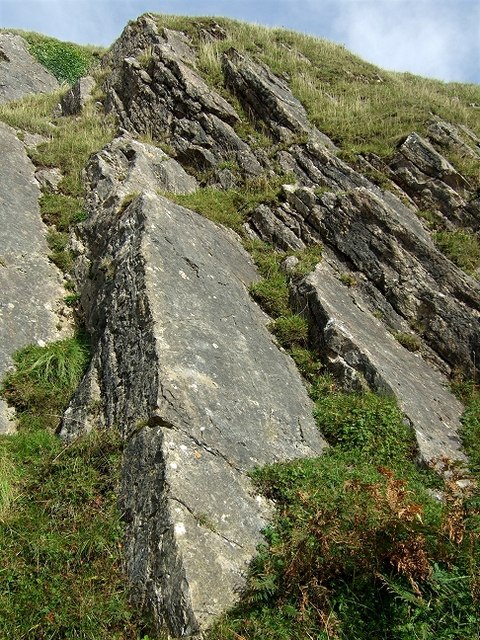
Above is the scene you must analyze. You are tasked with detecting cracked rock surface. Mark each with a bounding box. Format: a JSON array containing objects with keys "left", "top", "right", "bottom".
[
  {"left": 61, "top": 136, "right": 326, "bottom": 636},
  {"left": 292, "top": 260, "right": 465, "bottom": 465}
]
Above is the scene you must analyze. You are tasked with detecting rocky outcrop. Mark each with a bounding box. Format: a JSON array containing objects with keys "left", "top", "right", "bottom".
[
  {"left": 60, "top": 75, "right": 96, "bottom": 115},
  {"left": 0, "top": 33, "right": 59, "bottom": 103},
  {"left": 292, "top": 260, "right": 465, "bottom": 464},
  {"left": 0, "top": 122, "right": 68, "bottom": 432},
  {"left": 104, "top": 15, "right": 263, "bottom": 180},
  {"left": 222, "top": 48, "right": 334, "bottom": 149},
  {"left": 61, "top": 135, "right": 326, "bottom": 636}
]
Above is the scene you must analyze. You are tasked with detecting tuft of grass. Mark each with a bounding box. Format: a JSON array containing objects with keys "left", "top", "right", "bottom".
[
  {"left": 40, "top": 193, "right": 87, "bottom": 230},
  {"left": 168, "top": 176, "right": 283, "bottom": 234},
  {"left": 268, "top": 315, "right": 309, "bottom": 349},
  {"left": 1, "top": 336, "right": 90, "bottom": 432},
  {"left": 394, "top": 331, "right": 422, "bottom": 352},
  {"left": 434, "top": 229, "right": 480, "bottom": 277}
]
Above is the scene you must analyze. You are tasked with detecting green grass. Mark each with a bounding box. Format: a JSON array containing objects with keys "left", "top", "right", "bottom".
[
  {"left": 1, "top": 335, "right": 89, "bottom": 432},
  {"left": 0, "top": 429, "right": 153, "bottom": 639},
  {"left": 0, "top": 335, "right": 155, "bottom": 639},
  {"left": 0, "top": 88, "right": 115, "bottom": 276},
  {"left": 206, "top": 392, "right": 479, "bottom": 640},
  {"left": 167, "top": 175, "right": 285, "bottom": 233}
]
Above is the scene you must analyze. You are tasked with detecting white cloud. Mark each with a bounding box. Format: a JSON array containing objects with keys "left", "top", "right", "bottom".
[{"left": 332, "top": 0, "right": 480, "bottom": 82}]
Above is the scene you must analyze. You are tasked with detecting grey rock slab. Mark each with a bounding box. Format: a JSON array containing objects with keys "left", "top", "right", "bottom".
[
  {"left": 105, "top": 17, "right": 263, "bottom": 180},
  {"left": 292, "top": 260, "right": 465, "bottom": 465},
  {"left": 0, "top": 33, "right": 59, "bottom": 103},
  {"left": 61, "top": 140, "right": 325, "bottom": 635},
  {"left": 0, "top": 123, "right": 67, "bottom": 432}
]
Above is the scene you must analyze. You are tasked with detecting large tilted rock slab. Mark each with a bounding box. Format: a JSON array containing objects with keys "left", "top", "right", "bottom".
[
  {"left": 0, "top": 33, "right": 59, "bottom": 103},
  {"left": 0, "top": 123, "right": 67, "bottom": 432},
  {"left": 292, "top": 260, "right": 465, "bottom": 465},
  {"left": 61, "top": 137, "right": 325, "bottom": 637}
]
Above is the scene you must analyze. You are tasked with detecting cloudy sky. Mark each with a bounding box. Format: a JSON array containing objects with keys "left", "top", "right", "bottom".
[{"left": 1, "top": 0, "right": 479, "bottom": 83}]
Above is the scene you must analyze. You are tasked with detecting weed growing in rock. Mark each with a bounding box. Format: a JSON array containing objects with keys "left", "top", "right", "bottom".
[
  {"left": 394, "top": 331, "right": 422, "bottom": 352},
  {"left": 1, "top": 335, "right": 89, "bottom": 432}
]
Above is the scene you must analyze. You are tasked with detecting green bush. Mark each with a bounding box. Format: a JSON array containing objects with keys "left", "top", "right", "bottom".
[
  {"left": 314, "top": 391, "right": 417, "bottom": 463},
  {"left": 209, "top": 448, "right": 479, "bottom": 640}
]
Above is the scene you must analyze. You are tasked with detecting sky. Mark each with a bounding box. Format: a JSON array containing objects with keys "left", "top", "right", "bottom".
[{"left": 1, "top": 0, "right": 479, "bottom": 83}]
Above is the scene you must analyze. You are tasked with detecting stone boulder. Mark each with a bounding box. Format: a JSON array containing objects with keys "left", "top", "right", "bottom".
[
  {"left": 0, "top": 33, "right": 59, "bottom": 103},
  {"left": 222, "top": 48, "right": 335, "bottom": 148},
  {"left": 244, "top": 143, "right": 480, "bottom": 377},
  {"left": 0, "top": 122, "right": 68, "bottom": 432},
  {"left": 60, "top": 136, "right": 326, "bottom": 636}
]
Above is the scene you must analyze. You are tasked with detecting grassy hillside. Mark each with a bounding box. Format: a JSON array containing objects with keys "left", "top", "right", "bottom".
[
  {"left": 0, "top": 16, "right": 479, "bottom": 640},
  {"left": 153, "top": 15, "right": 480, "bottom": 179}
]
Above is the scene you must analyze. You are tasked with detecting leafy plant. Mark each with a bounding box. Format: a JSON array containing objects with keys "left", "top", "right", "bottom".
[
  {"left": 314, "top": 390, "right": 417, "bottom": 463},
  {"left": 21, "top": 32, "right": 101, "bottom": 84}
]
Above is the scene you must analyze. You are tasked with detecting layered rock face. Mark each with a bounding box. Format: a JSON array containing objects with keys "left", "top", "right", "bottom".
[
  {"left": 0, "top": 122, "right": 67, "bottom": 433},
  {"left": 2, "top": 13, "right": 477, "bottom": 638},
  {"left": 61, "top": 135, "right": 325, "bottom": 635}
]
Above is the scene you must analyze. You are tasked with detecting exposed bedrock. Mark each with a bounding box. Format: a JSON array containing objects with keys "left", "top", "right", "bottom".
[
  {"left": 0, "top": 122, "right": 68, "bottom": 432},
  {"left": 61, "top": 136, "right": 326, "bottom": 636},
  {"left": 0, "top": 33, "right": 59, "bottom": 103},
  {"left": 292, "top": 260, "right": 465, "bottom": 465}
]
